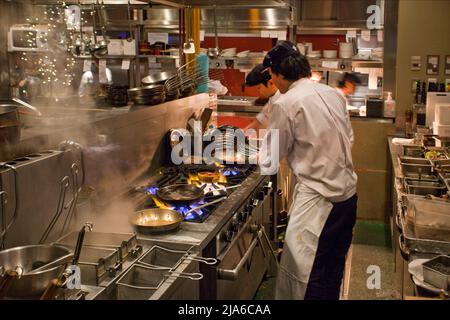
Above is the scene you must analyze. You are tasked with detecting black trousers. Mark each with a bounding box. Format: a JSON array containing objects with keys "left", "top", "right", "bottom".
[{"left": 304, "top": 193, "right": 358, "bottom": 300}]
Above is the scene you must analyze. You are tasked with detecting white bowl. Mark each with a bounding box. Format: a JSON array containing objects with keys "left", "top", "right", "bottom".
[
  {"left": 323, "top": 50, "right": 337, "bottom": 59},
  {"left": 222, "top": 47, "right": 236, "bottom": 53},
  {"left": 236, "top": 50, "right": 250, "bottom": 58}
]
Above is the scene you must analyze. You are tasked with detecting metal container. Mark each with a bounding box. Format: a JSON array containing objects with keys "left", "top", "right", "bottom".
[
  {"left": 400, "top": 162, "right": 433, "bottom": 178},
  {"left": 404, "top": 179, "right": 447, "bottom": 197},
  {"left": 403, "top": 145, "right": 423, "bottom": 158},
  {"left": 406, "top": 197, "right": 450, "bottom": 242},
  {"left": 56, "top": 232, "right": 141, "bottom": 262},
  {"left": 77, "top": 246, "right": 121, "bottom": 286},
  {"left": 423, "top": 255, "right": 450, "bottom": 290},
  {"left": 399, "top": 156, "right": 431, "bottom": 165},
  {"left": 0, "top": 244, "right": 72, "bottom": 298},
  {"left": 397, "top": 196, "right": 450, "bottom": 257}
]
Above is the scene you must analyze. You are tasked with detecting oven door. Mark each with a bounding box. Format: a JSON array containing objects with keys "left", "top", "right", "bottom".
[{"left": 216, "top": 216, "right": 268, "bottom": 300}]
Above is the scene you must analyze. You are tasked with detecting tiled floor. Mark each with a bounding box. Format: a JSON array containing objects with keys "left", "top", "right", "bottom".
[{"left": 254, "top": 220, "right": 402, "bottom": 300}]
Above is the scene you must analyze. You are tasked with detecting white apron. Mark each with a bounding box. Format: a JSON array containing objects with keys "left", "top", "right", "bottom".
[{"left": 275, "top": 182, "right": 333, "bottom": 300}]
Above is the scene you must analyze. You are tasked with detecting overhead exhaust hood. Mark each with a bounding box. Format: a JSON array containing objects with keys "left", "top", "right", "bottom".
[
  {"left": 27, "top": 0, "right": 295, "bottom": 7},
  {"left": 143, "top": 0, "right": 296, "bottom": 9}
]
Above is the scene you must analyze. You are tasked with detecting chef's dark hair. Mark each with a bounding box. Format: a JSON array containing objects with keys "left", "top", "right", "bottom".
[
  {"left": 263, "top": 41, "right": 311, "bottom": 81},
  {"left": 245, "top": 64, "right": 271, "bottom": 87},
  {"left": 337, "top": 73, "right": 362, "bottom": 88},
  {"left": 270, "top": 54, "right": 311, "bottom": 81}
]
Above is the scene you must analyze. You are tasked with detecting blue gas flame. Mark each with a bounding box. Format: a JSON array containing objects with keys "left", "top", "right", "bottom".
[
  {"left": 146, "top": 186, "right": 159, "bottom": 195},
  {"left": 223, "top": 169, "right": 239, "bottom": 176},
  {"left": 174, "top": 203, "right": 205, "bottom": 221}
]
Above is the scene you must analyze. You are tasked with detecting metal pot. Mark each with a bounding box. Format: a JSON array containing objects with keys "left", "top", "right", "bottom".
[
  {"left": 0, "top": 245, "right": 73, "bottom": 298},
  {"left": 141, "top": 71, "right": 178, "bottom": 86}
]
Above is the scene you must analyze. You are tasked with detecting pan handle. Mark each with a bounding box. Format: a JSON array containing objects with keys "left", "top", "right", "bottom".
[
  {"left": 185, "top": 196, "right": 227, "bottom": 215},
  {"left": 185, "top": 255, "right": 218, "bottom": 265},
  {"left": 167, "top": 270, "right": 203, "bottom": 281}
]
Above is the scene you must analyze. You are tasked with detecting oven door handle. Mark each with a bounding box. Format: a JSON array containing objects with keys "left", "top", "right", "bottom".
[{"left": 217, "top": 230, "right": 262, "bottom": 281}]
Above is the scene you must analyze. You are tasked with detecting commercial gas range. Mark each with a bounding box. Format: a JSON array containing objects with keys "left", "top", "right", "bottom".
[{"left": 127, "top": 163, "right": 276, "bottom": 300}]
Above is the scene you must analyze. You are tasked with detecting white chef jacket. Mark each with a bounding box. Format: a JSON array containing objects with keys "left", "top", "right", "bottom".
[
  {"left": 335, "top": 88, "right": 355, "bottom": 147},
  {"left": 260, "top": 78, "right": 357, "bottom": 203},
  {"left": 256, "top": 90, "right": 282, "bottom": 128}
]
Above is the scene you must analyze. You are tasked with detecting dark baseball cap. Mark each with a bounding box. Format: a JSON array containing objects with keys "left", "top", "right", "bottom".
[
  {"left": 245, "top": 64, "right": 271, "bottom": 86},
  {"left": 263, "top": 41, "right": 300, "bottom": 69}
]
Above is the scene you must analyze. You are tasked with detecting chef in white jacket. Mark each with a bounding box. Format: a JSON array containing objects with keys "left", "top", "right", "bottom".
[
  {"left": 259, "top": 41, "right": 358, "bottom": 300},
  {"left": 243, "top": 64, "right": 281, "bottom": 132}
]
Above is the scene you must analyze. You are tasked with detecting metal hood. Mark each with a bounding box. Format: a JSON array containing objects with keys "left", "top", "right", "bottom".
[{"left": 146, "top": 0, "right": 296, "bottom": 8}]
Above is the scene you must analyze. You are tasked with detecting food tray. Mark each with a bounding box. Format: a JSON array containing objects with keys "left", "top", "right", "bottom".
[{"left": 423, "top": 255, "right": 450, "bottom": 290}]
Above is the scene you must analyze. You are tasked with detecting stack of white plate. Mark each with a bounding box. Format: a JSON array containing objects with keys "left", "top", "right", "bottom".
[{"left": 339, "top": 42, "right": 353, "bottom": 59}]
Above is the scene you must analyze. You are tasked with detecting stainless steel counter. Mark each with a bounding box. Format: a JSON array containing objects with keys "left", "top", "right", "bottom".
[{"left": 387, "top": 137, "right": 449, "bottom": 298}]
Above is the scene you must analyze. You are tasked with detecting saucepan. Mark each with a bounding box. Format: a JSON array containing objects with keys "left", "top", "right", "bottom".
[
  {"left": 131, "top": 196, "right": 226, "bottom": 233},
  {"left": 155, "top": 183, "right": 206, "bottom": 207}
]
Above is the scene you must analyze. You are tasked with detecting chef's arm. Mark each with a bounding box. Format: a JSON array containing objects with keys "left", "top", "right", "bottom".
[
  {"left": 259, "top": 104, "right": 293, "bottom": 175},
  {"left": 346, "top": 110, "right": 354, "bottom": 148},
  {"left": 244, "top": 119, "right": 263, "bottom": 135}
]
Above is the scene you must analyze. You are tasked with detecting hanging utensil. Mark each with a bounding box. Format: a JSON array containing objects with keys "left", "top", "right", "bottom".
[
  {"left": 126, "top": 1, "right": 133, "bottom": 42},
  {"left": 183, "top": 6, "right": 195, "bottom": 54},
  {"left": 73, "top": 0, "right": 84, "bottom": 56},
  {"left": 98, "top": 0, "right": 110, "bottom": 47},
  {"left": 207, "top": 4, "right": 220, "bottom": 58},
  {"left": 89, "top": 1, "right": 107, "bottom": 57}
]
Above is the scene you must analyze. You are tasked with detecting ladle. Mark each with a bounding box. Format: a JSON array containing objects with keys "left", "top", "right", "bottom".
[{"left": 207, "top": 4, "right": 220, "bottom": 58}]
